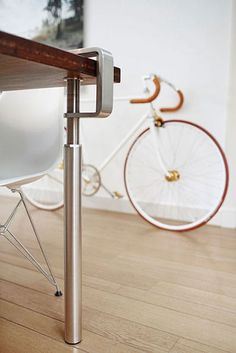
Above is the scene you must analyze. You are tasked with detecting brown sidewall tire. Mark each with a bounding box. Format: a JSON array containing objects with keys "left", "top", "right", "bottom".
[{"left": 124, "top": 120, "right": 229, "bottom": 232}]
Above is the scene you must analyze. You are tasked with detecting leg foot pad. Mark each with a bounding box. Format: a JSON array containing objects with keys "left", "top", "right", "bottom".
[{"left": 55, "top": 290, "right": 63, "bottom": 297}]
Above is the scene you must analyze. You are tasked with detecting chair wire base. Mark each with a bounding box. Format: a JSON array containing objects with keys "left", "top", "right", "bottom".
[{"left": 0, "top": 189, "right": 62, "bottom": 296}]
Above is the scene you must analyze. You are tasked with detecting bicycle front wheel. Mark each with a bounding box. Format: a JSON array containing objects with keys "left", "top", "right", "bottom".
[
  {"left": 124, "top": 120, "right": 229, "bottom": 232},
  {"left": 22, "top": 168, "right": 64, "bottom": 210}
]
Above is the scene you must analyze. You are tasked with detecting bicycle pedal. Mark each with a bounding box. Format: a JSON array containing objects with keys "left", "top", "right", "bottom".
[{"left": 112, "top": 191, "right": 123, "bottom": 199}]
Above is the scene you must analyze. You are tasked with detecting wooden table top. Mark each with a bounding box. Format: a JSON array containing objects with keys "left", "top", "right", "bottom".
[{"left": 0, "top": 31, "right": 120, "bottom": 91}]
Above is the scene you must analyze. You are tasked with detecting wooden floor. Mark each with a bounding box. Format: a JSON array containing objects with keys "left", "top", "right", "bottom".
[{"left": 0, "top": 196, "right": 236, "bottom": 353}]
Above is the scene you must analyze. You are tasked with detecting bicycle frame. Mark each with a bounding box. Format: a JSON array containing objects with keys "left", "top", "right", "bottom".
[
  {"left": 97, "top": 111, "right": 148, "bottom": 173},
  {"left": 83, "top": 84, "right": 171, "bottom": 186},
  {"left": 86, "top": 76, "right": 170, "bottom": 179},
  {"left": 94, "top": 111, "right": 170, "bottom": 179}
]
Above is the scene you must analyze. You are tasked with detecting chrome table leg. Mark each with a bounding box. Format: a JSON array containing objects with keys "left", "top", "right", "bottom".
[
  {"left": 63, "top": 48, "right": 114, "bottom": 345},
  {"left": 64, "top": 78, "right": 82, "bottom": 344}
]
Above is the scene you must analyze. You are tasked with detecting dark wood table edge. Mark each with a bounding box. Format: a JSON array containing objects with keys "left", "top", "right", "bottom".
[{"left": 0, "top": 31, "right": 120, "bottom": 83}]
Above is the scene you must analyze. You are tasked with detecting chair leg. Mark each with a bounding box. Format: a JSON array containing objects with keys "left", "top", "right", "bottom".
[{"left": 0, "top": 189, "right": 62, "bottom": 296}]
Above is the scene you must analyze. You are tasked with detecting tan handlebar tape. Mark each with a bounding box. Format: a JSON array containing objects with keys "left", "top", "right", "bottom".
[
  {"left": 160, "top": 90, "right": 184, "bottom": 113},
  {"left": 130, "top": 76, "right": 161, "bottom": 104}
]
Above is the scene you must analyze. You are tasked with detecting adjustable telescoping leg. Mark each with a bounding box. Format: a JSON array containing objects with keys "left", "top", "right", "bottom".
[
  {"left": 64, "top": 78, "right": 82, "bottom": 344},
  {"left": 63, "top": 48, "right": 114, "bottom": 345}
]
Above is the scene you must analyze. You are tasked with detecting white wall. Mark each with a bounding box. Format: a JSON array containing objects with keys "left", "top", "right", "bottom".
[
  {"left": 224, "top": 0, "right": 236, "bottom": 227},
  {"left": 1, "top": 0, "right": 236, "bottom": 228},
  {"left": 81, "top": 0, "right": 236, "bottom": 227},
  {"left": 84, "top": 0, "right": 231, "bottom": 137}
]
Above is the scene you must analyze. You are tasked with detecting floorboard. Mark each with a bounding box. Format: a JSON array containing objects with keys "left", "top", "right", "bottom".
[{"left": 0, "top": 196, "right": 235, "bottom": 352}]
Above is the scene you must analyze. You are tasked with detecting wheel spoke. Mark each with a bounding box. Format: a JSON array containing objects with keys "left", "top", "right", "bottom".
[{"left": 125, "top": 123, "right": 228, "bottom": 231}]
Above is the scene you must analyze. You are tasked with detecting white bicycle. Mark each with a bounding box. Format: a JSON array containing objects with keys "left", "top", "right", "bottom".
[{"left": 22, "top": 74, "right": 229, "bottom": 231}]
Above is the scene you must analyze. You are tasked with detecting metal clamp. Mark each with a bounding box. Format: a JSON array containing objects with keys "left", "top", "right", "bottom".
[{"left": 65, "top": 47, "right": 114, "bottom": 118}]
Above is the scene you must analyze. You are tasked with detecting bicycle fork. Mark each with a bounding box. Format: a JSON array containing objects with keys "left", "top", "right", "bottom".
[{"left": 148, "top": 116, "right": 172, "bottom": 179}]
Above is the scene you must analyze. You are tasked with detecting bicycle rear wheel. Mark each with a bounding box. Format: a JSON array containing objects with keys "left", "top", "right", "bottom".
[
  {"left": 22, "top": 168, "right": 64, "bottom": 210},
  {"left": 124, "top": 120, "right": 229, "bottom": 232}
]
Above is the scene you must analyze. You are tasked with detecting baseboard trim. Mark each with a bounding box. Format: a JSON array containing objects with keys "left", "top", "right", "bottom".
[
  {"left": 1, "top": 187, "right": 235, "bottom": 229},
  {"left": 83, "top": 195, "right": 135, "bottom": 214},
  {"left": 83, "top": 195, "right": 236, "bottom": 229}
]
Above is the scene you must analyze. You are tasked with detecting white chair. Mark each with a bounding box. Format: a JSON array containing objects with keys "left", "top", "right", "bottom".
[{"left": 0, "top": 87, "right": 64, "bottom": 296}]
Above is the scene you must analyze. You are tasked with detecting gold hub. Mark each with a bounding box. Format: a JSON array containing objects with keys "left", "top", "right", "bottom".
[
  {"left": 154, "top": 116, "right": 164, "bottom": 127},
  {"left": 165, "top": 170, "right": 180, "bottom": 182}
]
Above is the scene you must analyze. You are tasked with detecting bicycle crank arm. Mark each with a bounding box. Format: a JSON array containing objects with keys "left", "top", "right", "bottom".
[{"left": 100, "top": 183, "right": 123, "bottom": 199}]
